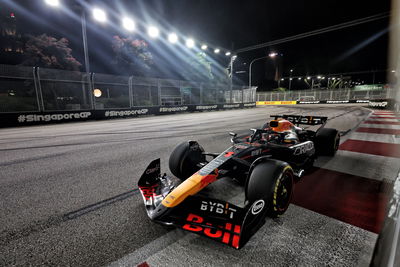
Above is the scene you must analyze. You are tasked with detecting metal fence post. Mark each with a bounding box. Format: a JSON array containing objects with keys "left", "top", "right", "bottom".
[
  {"left": 157, "top": 80, "right": 162, "bottom": 106},
  {"left": 35, "top": 67, "right": 45, "bottom": 111},
  {"left": 148, "top": 85, "right": 152, "bottom": 105},
  {"left": 91, "top": 73, "right": 95, "bottom": 109},
  {"left": 200, "top": 82, "right": 203, "bottom": 104},
  {"left": 128, "top": 76, "right": 133, "bottom": 108},
  {"left": 32, "top": 67, "right": 42, "bottom": 112}
]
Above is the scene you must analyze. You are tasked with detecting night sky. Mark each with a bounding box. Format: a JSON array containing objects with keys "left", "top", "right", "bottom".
[{"left": 0, "top": 0, "right": 392, "bottom": 88}]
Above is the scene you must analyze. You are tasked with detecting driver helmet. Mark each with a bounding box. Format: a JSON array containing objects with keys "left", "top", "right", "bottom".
[
  {"left": 283, "top": 132, "right": 298, "bottom": 143},
  {"left": 270, "top": 119, "right": 299, "bottom": 144},
  {"left": 270, "top": 119, "right": 294, "bottom": 132}
]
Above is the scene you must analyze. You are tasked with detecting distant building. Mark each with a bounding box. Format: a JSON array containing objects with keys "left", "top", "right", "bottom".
[{"left": 0, "top": 11, "right": 25, "bottom": 65}]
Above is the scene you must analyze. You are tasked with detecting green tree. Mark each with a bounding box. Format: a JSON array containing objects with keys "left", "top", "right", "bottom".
[
  {"left": 111, "top": 36, "right": 153, "bottom": 75},
  {"left": 187, "top": 52, "right": 213, "bottom": 81},
  {"left": 22, "top": 34, "right": 81, "bottom": 71}
]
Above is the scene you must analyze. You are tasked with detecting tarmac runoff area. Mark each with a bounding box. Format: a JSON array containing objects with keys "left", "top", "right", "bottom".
[{"left": 0, "top": 104, "right": 398, "bottom": 266}]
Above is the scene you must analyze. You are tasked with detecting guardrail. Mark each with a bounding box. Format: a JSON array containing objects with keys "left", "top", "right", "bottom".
[
  {"left": 0, "top": 102, "right": 256, "bottom": 127},
  {"left": 256, "top": 88, "right": 396, "bottom": 102},
  {"left": 0, "top": 64, "right": 256, "bottom": 113}
]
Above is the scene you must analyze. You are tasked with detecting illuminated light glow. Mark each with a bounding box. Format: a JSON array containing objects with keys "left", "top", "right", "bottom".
[
  {"left": 122, "top": 17, "right": 135, "bottom": 31},
  {"left": 214, "top": 48, "right": 220, "bottom": 54},
  {"left": 269, "top": 52, "right": 278, "bottom": 58},
  {"left": 290, "top": 78, "right": 293, "bottom": 80},
  {"left": 281, "top": 78, "right": 284, "bottom": 81},
  {"left": 168, "top": 33, "right": 178, "bottom": 43},
  {"left": 332, "top": 78, "right": 336, "bottom": 80},
  {"left": 44, "top": 0, "right": 60, "bottom": 7},
  {"left": 201, "top": 44, "right": 207, "bottom": 50},
  {"left": 232, "top": 55, "right": 237, "bottom": 60},
  {"left": 298, "top": 77, "right": 301, "bottom": 80},
  {"left": 307, "top": 76, "right": 311, "bottom": 80},
  {"left": 317, "top": 76, "right": 322, "bottom": 79},
  {"left": 186, "top": 38, "right": 195, "bottom": 48},
  {"left": 93, "top": 8, "right": 107, "bottom": 23},
  {"left": 322, "top": 77, "right": 325, "bottom": 79},
  {"left": 391, "top": 70, "right": 396, "bottom": 73},
  {"left": 148, "top": 26, "right": 159, "bottom": 38},
  {"left": 93, "top": 89, "right": 102, "bottom": 98},
  {"left": 290, "top": 69, "right": 293, "bottom": 72},
  {"left": 225, "top": 51, "right": 231, "bottom": 56},
  {"left": 10, "top": 13, "right": 15, "bottom": 18}
]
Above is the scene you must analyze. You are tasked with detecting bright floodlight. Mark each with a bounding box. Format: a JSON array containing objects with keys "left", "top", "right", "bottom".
[
  {"left": 225, "top": 51, "right": 231, "bottom": 56},
  {"left": 201, "top": 44, "right": 207, "bottom": 50},
  {"left": 307, "top": 76, "right": 311, "bottom": 80},
  {"left": 214, "top": 48, "right": 220, "bottom": 54},
  {"left": 168, "top": 33, "right": 178, "bottom": 43},
  {"left": 148, "top": 26, "right": 159, "bottom": 38},
  {"left": 317, "top": 76, "right": 321, "bottom": 79},
  {"left": 290, "top": 78, "right": 293, "bottom": 80},
  {"left": 269, "top": 52, "right": 278, "bottom": 58},
  {"left": 44, "top": 0, "right": 60, "bottom": 7},
  {"left": 93, "top": 89, "right": 102, "bottom": 98},
  {"left": 186, "top": 38, "right": 195, "bottom": 48},
  {"left": 298, "top": 77, "right": 301, "bottom": 80},
  {"left": 93, "top": 8, "right": 107, "bottom": 23},
  {"left": 281, "top": 78, "right": 284, "bottom": 81},
  {"left": 391, "top": 70, "right": 396, "bottom": 73},
  {"left": 122, "top": 17, "right": 135, "bottom": 31},
  {"left": 290, "top": 69, "right": 293, "bottom": 72}
]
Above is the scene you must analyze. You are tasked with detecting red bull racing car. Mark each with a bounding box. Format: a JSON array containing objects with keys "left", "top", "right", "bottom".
[{"left": 138, "top": 114, "right": 340, "bottom": 248}]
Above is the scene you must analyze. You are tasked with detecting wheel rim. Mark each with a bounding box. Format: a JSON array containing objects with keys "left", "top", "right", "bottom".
[
  {"left": 276, "top": 171, "right": 293, "bottom": 212},
  {"left": 334, "top": 134, "right": 340, "bottom": 151}
]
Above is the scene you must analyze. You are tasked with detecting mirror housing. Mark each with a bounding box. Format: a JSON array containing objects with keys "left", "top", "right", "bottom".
[{"left": 229, "top": 132, "right": 237, "bottom": 143}]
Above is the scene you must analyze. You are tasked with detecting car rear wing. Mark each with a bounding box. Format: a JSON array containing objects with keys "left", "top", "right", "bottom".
[{"left": 270, "top": 114, "right": 328, "bottom": 126}]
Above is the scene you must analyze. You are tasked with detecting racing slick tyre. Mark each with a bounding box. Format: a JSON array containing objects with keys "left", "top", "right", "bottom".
[
  {"left": 246, "top": 160, "right": 294, "bottom": 218},
  {"left": 315, "top": 128, "right": 340, "bottom": 156},
  {"left": 169, "top": 141, "right": 206, "bottom": 181}
]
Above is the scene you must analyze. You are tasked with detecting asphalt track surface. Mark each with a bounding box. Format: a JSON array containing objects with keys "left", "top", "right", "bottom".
[{"left": 0, "top": 104, "right": 398, "bottom": 266}]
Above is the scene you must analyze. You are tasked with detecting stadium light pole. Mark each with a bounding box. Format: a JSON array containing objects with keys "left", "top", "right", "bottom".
[
  {"left": 229, "top": 55, "right": 237, "bottom": 103},
  {"left": 289, "top": 69, "right": 293, "bottom": 91},
  {"left": 248, "top": 53, "right": 278, "bottom": 89},
  {"left": 43, "top": 0, "right": 104, "bottom": 109}
]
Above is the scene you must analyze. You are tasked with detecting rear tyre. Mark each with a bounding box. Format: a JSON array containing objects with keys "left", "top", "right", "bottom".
[
  {"left": 246, "top": 160, "right": 294, "bottom": 218},
  {"left": 315, "top": 128, "right": 340, "bottom": 156},
  {"left": 169, "top": 141, "right": 206, "bottom": 180}
]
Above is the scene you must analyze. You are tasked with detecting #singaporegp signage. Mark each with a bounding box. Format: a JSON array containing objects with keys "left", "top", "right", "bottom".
[{"left": 0, "top": 103, "right": 256, "bottom": 127}]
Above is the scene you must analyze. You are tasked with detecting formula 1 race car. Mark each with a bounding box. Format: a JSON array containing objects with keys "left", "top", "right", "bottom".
[{"left": 138, "top": 114, "right": 340, "bottom": 249}]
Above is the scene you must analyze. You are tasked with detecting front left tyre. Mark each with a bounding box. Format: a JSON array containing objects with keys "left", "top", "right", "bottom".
[{"left": 246, "top": 159, "right": 294, "bottom": 218}]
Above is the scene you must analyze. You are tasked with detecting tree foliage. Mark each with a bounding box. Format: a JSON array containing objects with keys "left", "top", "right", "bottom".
[
  {"left": 187, "top": 52, "right": 213, "bottom": 81},
  {"left": 111, "top": 36, "right": 153, "bottom": 75},
  {"left": 22, "top": 34, "right": 81, "bottom": 71}
]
